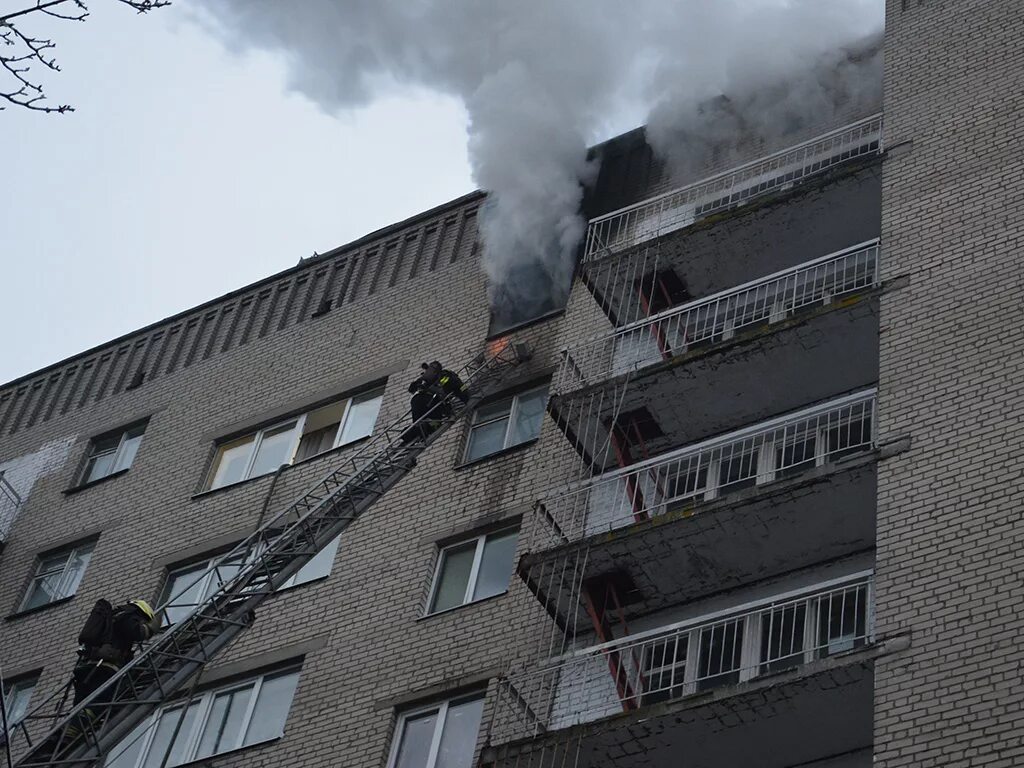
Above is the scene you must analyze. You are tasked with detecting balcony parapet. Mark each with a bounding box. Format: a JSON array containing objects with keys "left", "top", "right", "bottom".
[
  {"left": 489, "top": 574, "right": 874, "bottom": 745},
  {"left": 584, "top": 114, "right": 882, "bottom": 263},
  {"left": 531, "top": 390, "right": 876, "bottom": 551},
  {"left": 556, "top": 241, "right": 880, "bottom": 395}
]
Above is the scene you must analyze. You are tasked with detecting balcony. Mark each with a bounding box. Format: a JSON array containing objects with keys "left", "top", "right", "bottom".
[
  {"left": 486, "top": 575, "right": 875, "bottom": 767},
  {"left": 557, "top": 241, "right": 879, "bottom": 395},
  {"left": 583, "top": 115, "right": 882, "bottom": 263},
  {"left": 539, "top": 390, "right": 875, "bottom": 545}
]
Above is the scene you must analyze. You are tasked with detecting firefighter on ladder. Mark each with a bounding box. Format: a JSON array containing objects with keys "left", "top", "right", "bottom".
[
  {"left": 47, "top": 598, "right": 158, "bottom": 751},
  {"left": 401, "top": 361, "right": 469, "bottom": 444}
]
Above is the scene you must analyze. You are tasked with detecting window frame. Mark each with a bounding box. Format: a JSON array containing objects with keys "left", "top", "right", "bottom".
[
  {"left": 105, "top": 666, "right": 301, "bottom": 768},
  {"left": 159, "top": 536, "right": 342, "bottom": 625},
  {"left": 206, "top": 387, "right": 385, "bottom": 490},
  {"left": 386, "top": 691, "right": 486, "bottom": 768},
  {"left": 426, "top": 527, "right": 519, "bottom": 616},
  {"left": 81, "top": 421, "right": 148, "bottom": 486},
  {"left": 19, "top": 540, "right": 95, "bottom": 612},
  {"left": 463, "top": 384, "right": 548, "bottom": 463},
  {"left": 2, "top": 673, "right": 39, "bottom": 741}
]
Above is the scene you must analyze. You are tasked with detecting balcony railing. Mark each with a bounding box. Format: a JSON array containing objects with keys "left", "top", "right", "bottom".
[
  {"left": 557, "top": 241, "right": 880, "bottom": 394},
  {"left": 533, "top": 391, "right": 875, "bottom": 548},
  {"left": 584, "top": 114, "right": 883, "bottom": 262},
  {"left": 0, "top": 473, "right": 23, "bottom": 544},
  {"left": 490, "top": 574, "right": 873, "bottom": 744}
]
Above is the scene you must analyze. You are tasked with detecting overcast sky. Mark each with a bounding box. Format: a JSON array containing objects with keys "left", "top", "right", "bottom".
[{"left": 0, "top": 2, "right": 482, "bottom": 384}]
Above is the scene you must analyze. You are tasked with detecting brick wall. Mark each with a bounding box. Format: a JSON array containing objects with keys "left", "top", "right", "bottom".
[
  {"left": 875, "top": 0, "right": 1024, "bottom": 765},
  {"left": 0, "top": 193, "right": 587, "bottom": 766}
]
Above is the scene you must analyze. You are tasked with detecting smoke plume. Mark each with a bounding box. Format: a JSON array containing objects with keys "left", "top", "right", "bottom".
[{"left": 196, "top": 0, "right": 883, "bottom": 329}]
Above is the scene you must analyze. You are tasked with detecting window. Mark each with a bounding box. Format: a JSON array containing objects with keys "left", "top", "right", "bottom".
[
  {"left": 2, "top": 674, "right": 38, "bottom": 742},
  {"left": 464, "top": 386, "right": 547, "bottom": 463},
  {"left": 207, "top": 388, "right": 384, "bottom": 490},
  {"left": 428, "top": 528, "right": 518, "bottom": 614},
  {"left": 20, "top": 540, "right": 95, "bottom": 611},
  {"left": 388, "top": 693, "right": 485, "bottom": 768},
  {"left": 160, "top": 537, "right": 341, "bottom": 625},
  {"left": 82, "top": 422, "right": 147, "bottom": 484},
  {"left": 105, "top": 667, "right": 301, "bottom": 768}
]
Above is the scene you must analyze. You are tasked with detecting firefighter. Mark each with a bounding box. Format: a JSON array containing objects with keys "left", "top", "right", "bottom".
[
  {"left": 401, "top": 361, "right": 468, "bottom": 444},
  {"left": 57, "top": 599, "right": 158, "bottom": 748}
]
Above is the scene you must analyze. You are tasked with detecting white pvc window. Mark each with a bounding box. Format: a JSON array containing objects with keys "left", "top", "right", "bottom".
[
  {"left": 160, "top": 537, "right": 341, "bottom": 625},
  {"left": 208, "top": 388, "right": 384, "bottom": 490},
  {"left": 464, "top": 385, "right": 547, "bottom": 462},
  {"left": 20, "top": 541, "right": 95, "bottom": 611},
  {"left": 82, "top": 422, "right": 147, "bottom": 484},
  {"left": 428, "top": 528, "right": 518, "bottom": 614},
  {"left": 387, "top": 693, "right": 485, "bottom": 768},
  {"left": 104, "top": 667, "right": 301, "bottom": 768},
  {"left": 2, "top": 674, "right": 38, "bottom": 740}
]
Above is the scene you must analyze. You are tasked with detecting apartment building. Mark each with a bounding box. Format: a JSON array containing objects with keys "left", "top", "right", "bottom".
[{"left": 1, "top": 1, "right": 1021, "bottom": 766}]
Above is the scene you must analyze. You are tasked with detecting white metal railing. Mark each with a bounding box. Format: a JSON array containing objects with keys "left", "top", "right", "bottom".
[
  {"left": 533, "top": 391, "right": 875, "bottom": 548},
  {"left": 491, "top": 574, "right": 873, "bottom": 744},
  {"left": 557, "top": 241, "right": 879, "bottom": 394},
  {"left": 585, "top": 114, "right": 883, "bottom": 262},
  {"left": 0, "top": 473, "right": 23, "bottom": 543}
]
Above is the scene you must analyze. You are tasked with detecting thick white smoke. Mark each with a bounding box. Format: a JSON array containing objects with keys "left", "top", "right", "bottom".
[{"left": 196, "top": 0, "right": 883, "bottom": 328}]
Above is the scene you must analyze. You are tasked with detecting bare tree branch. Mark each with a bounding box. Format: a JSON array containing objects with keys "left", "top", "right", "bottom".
[{"left": 0, "top": 0, "right": 169, "bottom": 114}]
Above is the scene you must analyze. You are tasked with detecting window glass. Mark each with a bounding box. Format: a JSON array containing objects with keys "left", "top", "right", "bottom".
[
  {"left": 105, "top": 668, "right": 300, "bottom": 767},
  {"left": 161, "top": 553, "right": 244, "bottom": 626},
  {"left": 112, "top": 428, "right": 146, "bottom": 474},
  {"left": 210, "top": 435, "right": 256, "bottom": 489},
  {"left": 2, "top": 676, "right": 37, "bottom": 738},
  {"left": 22, "top": 542, "right": 94, "bottom": 611},
  {"left": 243, "top": 670, "right": 301, "bottom": 745},
  {"left": 394, "top": 711, "right": 438, "bottom": 768},
  {"left": 84, "top": 450, "right": 117, "bottom": 484},
  {"left": 464, "top": 419, "right": 508, "bottom": 462},
  {"left": 281, "top": 536, "right": 341, "bottom": 589},
  {"left": 196, "top": 685, "right": 252, "bottom": 758},
  {"left": 340, "top": 390, "right": 384, "bottom": 444},
  {"left": 430, "top": 542, "right": 476, "bottom": 613},
  {"left": 471, "top": 530, "right": 518, "bottom": 601},
  {"left": 508, "top": 389, "right": 547, "bottom": 446},
  {"left": 817, "top": 585, "right": 868, "bottom": 656},
  {"left": 435, "top": 697, "right": 484, "bottom": 768},
  {"left": 249, "top": 421, "right": 300, "bottom": 478},
  {"left": 143, "top": 702, "right": 200, "bottom": 768},
  {"left": 640, "top": 635, "right": 687, "bottom": 704},
  {"left": 83, "top": 424, "right": 146, "bottom": 484}
]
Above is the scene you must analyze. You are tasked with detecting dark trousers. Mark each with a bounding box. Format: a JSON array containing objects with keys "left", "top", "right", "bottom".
[{"left": 73, "top": 661, "right": 118, "bottom": 707}]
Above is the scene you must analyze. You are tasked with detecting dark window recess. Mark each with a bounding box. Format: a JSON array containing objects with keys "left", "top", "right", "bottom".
[
  {"left": 636, "top": 269, "right": 691, "bottom": 315},
  {"left": 696, "top": 619, "right": 743, "bottom": 691},
  {"left": 608, "top": 407, "right": 663, "bottom": 466}
]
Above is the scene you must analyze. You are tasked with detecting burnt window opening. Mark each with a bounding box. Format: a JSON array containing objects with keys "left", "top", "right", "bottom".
[
  {"left": 608, "top": 407, "right": 664, "bottom": 467},
  {"left": 635, "top": 269, "right": 691, "bottom": 316}
]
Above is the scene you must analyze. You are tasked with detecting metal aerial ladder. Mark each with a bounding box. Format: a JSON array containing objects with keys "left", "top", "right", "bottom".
[{"left": 7, "top": 340, "right": 530, "bottom": 768}]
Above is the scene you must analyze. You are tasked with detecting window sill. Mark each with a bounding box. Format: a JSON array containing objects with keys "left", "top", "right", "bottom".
[
  {"left": 171, "top": 736, "right": 283, "bottom": 767},
  {"left": 192, "top": 472, "right": 273, "bottom": 500},
  {"left": 455, "top": 439, "right": 539, "bottom": 471},
  {"left": 418, "top": 590, "right": 508, "bottom": 621},
  {"left": 6, "top": 595, "right": 75, "bottom": 621},
  {"left": 63, "top": 469, "right": 130, "bottom": 495},
  {"left": 289, "top": 434, "right": 372, "bottom": 469}
]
